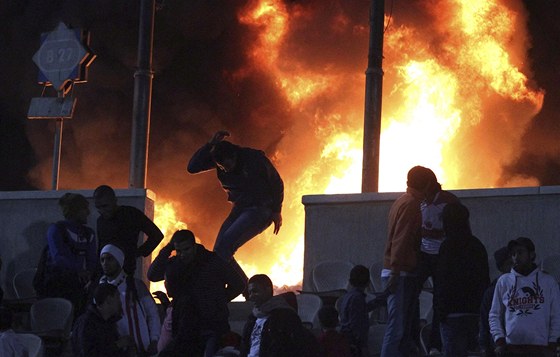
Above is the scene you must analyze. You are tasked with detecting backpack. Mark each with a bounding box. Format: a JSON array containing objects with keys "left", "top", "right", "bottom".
[{"left": 32, "top": 222, "right": 73, "bottom": 297}]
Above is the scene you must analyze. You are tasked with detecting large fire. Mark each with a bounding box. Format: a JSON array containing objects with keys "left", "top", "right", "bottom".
[{"left": 148, "top": 0, "right": 543, "bottom": 291}]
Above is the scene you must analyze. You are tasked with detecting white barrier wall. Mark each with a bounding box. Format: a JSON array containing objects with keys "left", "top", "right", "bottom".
[
  {"left": 0, "top": 189, "right": 155, "bottom": 299},
  {"left": 302, "top": 186, "right": 560, "bottom": 291}
]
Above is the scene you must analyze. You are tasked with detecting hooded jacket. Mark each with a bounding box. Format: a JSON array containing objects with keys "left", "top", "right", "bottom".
[
  {"left": 188, "top": 143, "right": 284, "bottom": 213},
  {"left": 489, "top": 266, "right": 560, "bottom": 346}
]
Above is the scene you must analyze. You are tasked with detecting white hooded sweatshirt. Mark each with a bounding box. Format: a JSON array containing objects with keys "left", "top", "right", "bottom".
[{"left": 489, "top": 266, "right": 560, "bottom": 346}]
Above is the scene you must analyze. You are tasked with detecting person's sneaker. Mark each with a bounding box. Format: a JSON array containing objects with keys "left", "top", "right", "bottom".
[{"left": 429, "top": 348, "right": 441, "bottom": 355}]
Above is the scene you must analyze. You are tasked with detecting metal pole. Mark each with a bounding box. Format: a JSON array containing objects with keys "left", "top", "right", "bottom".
[
  {"left": 129, "top": 0, "right": 155, "bottom": 189},
  {"left": 362, "top": 0, "right": 385, "bottom": 193},
  {"left": 51, "top": 118, "right": 63, "bottom": 190}
]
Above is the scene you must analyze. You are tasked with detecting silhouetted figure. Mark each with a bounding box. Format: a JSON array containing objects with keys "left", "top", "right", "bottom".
[
  {"left": 381, "top": 166, "right": 432, "bottom": 357},
  {"left": 94, "top": 185, "right": 164, "bottom": 275},
  {"left": 99, "top": 244, "right": 160, "bottom": 356},
  {"left": 43, "top": 193, "right": 97, "bottom": 316},
  {"left": 187, "top": 131, "right": 284, "bottom": 285},
  {"left": 479, "top": 247, "right": 513, "bottom": 357},
  {"left": 239, "top": 274, "right": 319, "bottom": 357},
  {"left": 435, "top": 202, "right": 489, "bottom": 357},
  {"left": 489, "top": 237, "right": 560, "bottom": 357},
  {"left": 72, "top": 283, "right": 136, "bottom": 357},
  {"left": 148, "top": 230, "right": 244, "bottom": 357},
  {"left": 317, "top": 306, "right": 353, "bottom": 357},
  {"left": 339, "top": 265, "right": 382, "bottom": 357},
  {"left": 415, "top": 168, "right": 459, "bottom": 355}
]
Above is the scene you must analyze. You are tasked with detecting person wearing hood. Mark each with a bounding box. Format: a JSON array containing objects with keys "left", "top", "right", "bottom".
[
  {"left": 239, "top": 274, "right": 319, "bottom": 357},
  {"left": 434, "top": 202, "right": 490, "bottom": 357},
  {"left": 489, "top": 237, "right": 560, "bottom": 357},
  {"left": 147, "top": 229, "right": 245, "bottom": 357}
]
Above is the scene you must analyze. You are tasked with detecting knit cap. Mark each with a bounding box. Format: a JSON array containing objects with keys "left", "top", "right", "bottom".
[{"left": 100, "top": 244, "right": 125, "bottom": 267}]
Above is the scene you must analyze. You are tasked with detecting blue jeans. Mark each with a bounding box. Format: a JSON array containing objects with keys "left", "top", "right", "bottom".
[
  {"left": 213, "top": 206, "right": 273, "bottom": 281},
  {"left": 439, "top": 315, "right": 479, "bottom": 357},
  {"left": 381, "top": 275, "right": 418, "bottom": 357}
]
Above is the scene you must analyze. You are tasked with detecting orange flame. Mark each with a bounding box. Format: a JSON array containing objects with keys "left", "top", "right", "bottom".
[{"left": 152, "top": 0, "right": 544, "bottom": 291}]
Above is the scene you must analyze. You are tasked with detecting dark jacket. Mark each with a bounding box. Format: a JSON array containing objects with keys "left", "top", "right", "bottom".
[
  {"left": 147, "top": 243, "right": 245, "bottom": 335},
  {"left": 479, "top": 278, "right": 499, "bottom": 356},
  {"left": 435, "top": 233, "right": 490, "bottom": 320},
  {"left": 239, "top": 296, "right": 320, "bottom": 357},
  {"left": 72, "top": 305, "right": 129, "bottom": 357},
  {"left": 97, "top": 205, "right": 163, "bottom": 274},
  {"left": 188, "top": 143, "right": 284, "bottom": 213}
]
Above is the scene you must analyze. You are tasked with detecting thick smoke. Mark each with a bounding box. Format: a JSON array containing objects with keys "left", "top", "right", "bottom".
[{"left": 1, "top": 0, "right": 560, "bottom": 279}]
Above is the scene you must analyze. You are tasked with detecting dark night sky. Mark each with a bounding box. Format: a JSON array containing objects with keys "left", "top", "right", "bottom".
[{"left": 1, "top": 0, "right": 560, "bottom": 249}]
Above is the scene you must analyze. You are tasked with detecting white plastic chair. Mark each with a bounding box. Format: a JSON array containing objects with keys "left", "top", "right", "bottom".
[
  {"left": 30, "top": 298, "right": 73, "bottom": 351},
  {"left": 296, "top": 293, "right": 323, "bottom": 329},
  {"left": 369, "top": 261, "right": 384, "bottom": 292},
  {"left": 419, "top": 290, "right": 433, "bottom": 324},
  {"left": 13, "top": 268, "right": 38, "bottom": 299},
  {"left": 312, "top": 260, "right": 354, "bottom": 292},
  {"left": 542, "top": 254, "right": 560, "bottom": 283},
  {"left": 16, "top": 333, "right": 44, "bottom": 357}
]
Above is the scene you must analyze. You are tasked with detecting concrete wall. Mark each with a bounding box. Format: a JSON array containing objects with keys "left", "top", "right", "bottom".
[
  {"left": 302, "top": 186, "right": 560, "bottom": 291},
  {"left": 0, "top": 189, "right": 155, "bottom": 299}
]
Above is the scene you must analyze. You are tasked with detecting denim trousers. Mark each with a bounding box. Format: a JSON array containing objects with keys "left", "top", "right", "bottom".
[
  {"left": 213, "top": 206, "right": 273, "bottom": 281},
  {"left": 381, "top": 275, "right": 418, "bottom": 357},
  {"left": 439, "top": 314, "right": 479, "bottom": 357}
]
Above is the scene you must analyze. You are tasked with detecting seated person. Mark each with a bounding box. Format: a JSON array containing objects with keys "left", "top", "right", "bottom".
[
  {"left": 72, "top": 283, "right": 136, "bottom": 356},
  {"left": 239, "top": 274, "right": 320, "bottom": 357}
]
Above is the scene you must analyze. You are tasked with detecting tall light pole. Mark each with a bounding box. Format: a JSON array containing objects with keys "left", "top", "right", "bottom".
[
  {"left": 129, "top": 0, "right": 155, "bottom": 189},
  {"left": 362, "top": 0, "right": 385, "bottom": 193}
]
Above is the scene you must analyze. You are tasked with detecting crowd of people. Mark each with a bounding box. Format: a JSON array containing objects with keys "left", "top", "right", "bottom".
[
  {"left": 1, "top": 134, "right": 560, "bottom": 357},
  {"left": 379, "top": 166, "right": 560, "bottom": 357}
]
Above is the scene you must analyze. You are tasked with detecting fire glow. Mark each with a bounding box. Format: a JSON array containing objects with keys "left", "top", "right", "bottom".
[{"left": 147, "top": 0, "right": 543, "bottom": 290}]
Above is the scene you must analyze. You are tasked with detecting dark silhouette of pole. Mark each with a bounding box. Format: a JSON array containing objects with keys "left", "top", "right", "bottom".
[
  {"left": 362, "top": 0, "right": 385, "bottom": 193},
  {"left": 129, "top": 0, "right": 155, "bottom": 188}
]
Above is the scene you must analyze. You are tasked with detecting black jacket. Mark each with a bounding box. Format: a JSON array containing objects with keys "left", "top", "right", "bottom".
[
  {"left": 239, "top": 299, "right": 319, "bottom": 357},
  {"left": 72, "top": 305, "right": 129, "bottom": 357},
  {"left": 435, "top": 233, "right": 490, "bottom": 320}
]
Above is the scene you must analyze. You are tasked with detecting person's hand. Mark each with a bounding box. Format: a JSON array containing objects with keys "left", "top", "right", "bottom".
[
  {"left": 494, "top": 338, "right": 506, "bottom": 356},
  {"left": 387, "top": 272, "right": 399, "bottom": 294},
  {"left": 152, "top": 291, "right": 170, "bottom": 305},
  {"left": 147, "top": 340, "right": 158, "bottom": 355},
  {"left": 272, "top": 212, "right": 282, "bottom": 234},
  {"left": 209, "top": 130, "right": 230, "bottom": 144}
]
